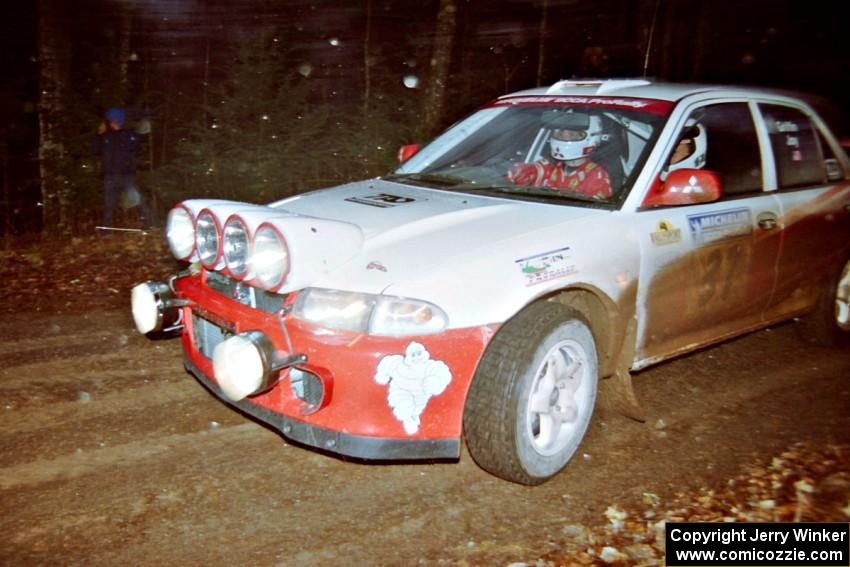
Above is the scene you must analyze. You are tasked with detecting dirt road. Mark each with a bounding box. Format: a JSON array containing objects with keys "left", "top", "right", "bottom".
[{"left": 1, "top": 239, "right": 849, "bottom": 566}]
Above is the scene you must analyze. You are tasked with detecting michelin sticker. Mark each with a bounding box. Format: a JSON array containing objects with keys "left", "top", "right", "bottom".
[
  {"left": 515, "top": 246, "right": 577, "bottom": 287},
  {"left": 374, "top": 342, "right": 452, "bottom": 435},
  {"left": 650, "top": 220, "right": 682, "bottom": 246},
  {"left": 687, "top": 207, "right": 752, "bottom": 245}
]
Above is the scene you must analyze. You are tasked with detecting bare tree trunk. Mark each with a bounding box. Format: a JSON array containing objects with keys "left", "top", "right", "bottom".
[
  {"left": 202, "top": 0, "right": 211, "bottom": 128},
  {"left": 659, "top": 0, "right": 675, "bottom": 80},
  {"left": 363, "top": 0, "right": 372, "bottom": 115},
  {"left": 38, "top": 0, "right": 72, "bottom": 235},
  {"left": 1, "top": 136, "right": 9, "bottom": 249},
  {"left": 118, "top": 9, "right": 132, "bottom": 95},
  {"left": 690, "top": 2, "right": 708, "bottom": 81},
  {"left": 536, "top": 0, "right": 549, "bottom": 86},
  {"left": 422, "top": 0, "right": 457, "bottom": 139},
  {"left": 160, "top": 67, "right": 174, "bottom": 166},
  {"left": 142, "top": 33, "right": 155, "bottom": 172},
  {"left": 362, "top": 0, "right": 374, "bottom": 171}
]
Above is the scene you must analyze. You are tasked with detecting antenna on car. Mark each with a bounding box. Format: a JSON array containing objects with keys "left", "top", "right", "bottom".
[{"left": 643, "top": 0, "right": 661, "bottom": 77}]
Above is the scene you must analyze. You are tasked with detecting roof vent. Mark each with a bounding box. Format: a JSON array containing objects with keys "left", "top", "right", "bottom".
[
  {"left": 596, "top": 79, "right": 652, "bottom": 94},
  {"left": 546, "top": 79, "right": 652, "bottom": 95},
  {"left": 546, "top": 80, "right": 603, "bottom": 94}
]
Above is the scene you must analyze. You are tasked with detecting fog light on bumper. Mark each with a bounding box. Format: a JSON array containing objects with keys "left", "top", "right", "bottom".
[
  {"left": 131, "top": 281, "right": 182, "bottom": 334},
  {"left": 212, "top": 331, "right": 307, "bottom": 402}
]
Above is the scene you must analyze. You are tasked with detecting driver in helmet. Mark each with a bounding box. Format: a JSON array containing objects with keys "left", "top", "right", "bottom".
[{"left": 507, "top": 111, "right": 612, "bottom": 199}]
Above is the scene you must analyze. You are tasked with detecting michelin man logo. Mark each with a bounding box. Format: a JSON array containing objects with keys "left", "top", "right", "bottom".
[{"left": 374, "top": 342, "right": 452, "bottom": 435}]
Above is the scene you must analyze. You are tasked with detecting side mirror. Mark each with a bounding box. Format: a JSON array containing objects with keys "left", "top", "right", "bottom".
[
  {"left": 641, "top": 169, "right": 722, "bottom": 208},
  {"left": 397, "top": 144, "right": 420, "bottom": 163}
]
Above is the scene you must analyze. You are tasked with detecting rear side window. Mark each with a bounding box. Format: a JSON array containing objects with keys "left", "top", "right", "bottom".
[
  {"left": 759, "top": 104, "right": 828, "bottom": 189},
  {"left": 686, "top": 103, "right": 763, "bottom": 196}
]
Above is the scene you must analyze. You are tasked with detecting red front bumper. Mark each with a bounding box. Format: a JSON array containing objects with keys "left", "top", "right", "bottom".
[{"left": 174, "top": 272, "right": 495, "bottom": 460}]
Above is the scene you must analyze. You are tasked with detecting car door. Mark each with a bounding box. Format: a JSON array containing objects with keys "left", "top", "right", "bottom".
[
  {"left": 633, "top": 101, "right": 783, "bottom": 366},
  {"left": 755, "top": 102, "right": 850, "bottom": 321}
]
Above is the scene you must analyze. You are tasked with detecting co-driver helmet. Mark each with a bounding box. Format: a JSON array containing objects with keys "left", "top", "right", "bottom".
[{"left": 668, "top": 120, "right": 707, "bottom": 172}]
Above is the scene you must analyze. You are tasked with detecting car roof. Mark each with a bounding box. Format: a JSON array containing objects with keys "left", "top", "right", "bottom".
[{"left": 500, "top": 79, "right": 803, "bottom": 105}]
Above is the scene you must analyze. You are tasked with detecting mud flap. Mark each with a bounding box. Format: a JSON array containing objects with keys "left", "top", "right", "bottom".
[
  {"left": 599, "top": 368, "right": 646, "bottom": 422},
  {"left": 598, "top": 318, "right": 646, "bottom": 422}
]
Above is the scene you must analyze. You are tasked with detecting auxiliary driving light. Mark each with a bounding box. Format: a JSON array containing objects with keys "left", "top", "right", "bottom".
[
  {"left": 130, "top": 281, "right": 183, "bottom": 334},
  {"left": 165, "top": 205, "right": 195, "bottom": 260},
  {"left": 212, "top": 331, "right": 306, "bottom": 402},
  {"left": 223, "top": 216, "right": 251, "bottom": 279},
  {"left": 195, "top": 210, "right": 222, "bottom": 268},
  {"left": 251, "top": 224, "right": 290, "bottom": 290}
]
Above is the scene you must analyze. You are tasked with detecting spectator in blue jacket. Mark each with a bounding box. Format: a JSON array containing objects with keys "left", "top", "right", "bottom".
[{"left": 92, "top": 108, "right": 155, "bottom": 230}]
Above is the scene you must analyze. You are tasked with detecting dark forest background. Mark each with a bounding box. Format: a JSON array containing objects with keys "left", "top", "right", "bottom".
[{"left": 1, "top": 0, "right": 848, "bottom": 241}]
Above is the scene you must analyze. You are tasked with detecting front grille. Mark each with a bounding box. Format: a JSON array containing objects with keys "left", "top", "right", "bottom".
[
  {"left": 192, "top": 314, "right": 231, "bottom": 359},
  {"left": 205, "top": 271, "right": 287, "bottom": 314}
]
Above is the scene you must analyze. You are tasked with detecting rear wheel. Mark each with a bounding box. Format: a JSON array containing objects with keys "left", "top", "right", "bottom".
[
  {"left": 463, "top": 302, "right": 598, "bottom": 485},
  {"left": 836, "top": 260, "right": 850, "bottom": 333},
  {"left": 798, "top": 258, "right": 850, "bottom": 346}
]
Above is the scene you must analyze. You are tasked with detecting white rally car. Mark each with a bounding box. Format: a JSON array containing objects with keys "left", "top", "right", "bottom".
[{"left": 132, "top": 79, "right": 850, "bottom": 484}]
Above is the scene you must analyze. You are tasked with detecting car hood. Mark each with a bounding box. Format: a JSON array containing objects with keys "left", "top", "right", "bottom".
[
  {"left": 265, "top": 178, "right": 607, "bottom": 292},
  {"left": 273, "top": 178, "right": 601, "bottom": 237}
]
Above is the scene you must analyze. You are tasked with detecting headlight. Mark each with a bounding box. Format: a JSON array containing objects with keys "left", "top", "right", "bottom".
[
  {"left": 293, "top": 288, "right": 448, "bottom": 336},
  {"left": 195, "top": 210, "right": 221, "bottom": 268},
  {"left": 293, "top": 288, "right": 377, "bottom": 332},
  {"left": 166, "top": 206, "right": 195, "bottom": 260},
  {"left": 370, "top": 296, "right": 448, "bottom": 336},
  {"left": 252, "top": 224, "right": 290, "bottom": 290},
  {"left": 223, "top": 216, "right": 250, "bottom": 279}
]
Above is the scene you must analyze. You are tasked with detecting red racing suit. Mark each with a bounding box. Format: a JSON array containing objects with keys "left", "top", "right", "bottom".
[{"left": 507, "top": 158, "right": 612, "bottom": 199}]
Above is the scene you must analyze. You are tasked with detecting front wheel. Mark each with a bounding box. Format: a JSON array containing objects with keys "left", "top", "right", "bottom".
[{"left": 463, "top": 302, "right": 598, "bottom": 485}]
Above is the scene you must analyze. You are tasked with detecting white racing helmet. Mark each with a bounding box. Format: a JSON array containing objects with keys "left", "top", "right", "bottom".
[
  {"left": 548, "top": 113, "right": 606, "bottom": 161},
  {"left": 668, "top": 121, "right": 707, "bottom": 172}
]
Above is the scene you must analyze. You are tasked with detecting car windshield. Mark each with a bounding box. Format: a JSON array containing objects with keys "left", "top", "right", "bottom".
[{"left": 389, "top": 96, "right": 670, "bottom": 206}]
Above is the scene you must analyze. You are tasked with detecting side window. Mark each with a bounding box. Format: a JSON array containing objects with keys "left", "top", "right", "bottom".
[
  {"left": 759, "top": 104, "right": 828, "bottom": 189},
  {"left": 684, "top": 103, "right": 763, "bottom": 196}
]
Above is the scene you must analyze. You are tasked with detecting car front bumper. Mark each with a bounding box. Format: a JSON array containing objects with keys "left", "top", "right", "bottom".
[
  {"left": 173, "top": 271, "right": 495, "bottom": 461},
  {"left": 184, "top": 355, "right": 461, "bottom": 459}
]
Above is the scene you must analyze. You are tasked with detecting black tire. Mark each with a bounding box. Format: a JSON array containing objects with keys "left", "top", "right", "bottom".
[
  {"left": 463, "top": 301, "right": 598, "bottom": 485},
  {"left": 797, "top": 257, "right": 850, "bottom": 347}
]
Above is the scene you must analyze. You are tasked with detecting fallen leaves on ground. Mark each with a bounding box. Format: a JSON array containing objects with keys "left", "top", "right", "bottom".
[
  {"left": 520, "top": 442, "right": 850, "bottom": 566},
  {"left": 0, "top": 232, "right": 179, "bottom": 314}
]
